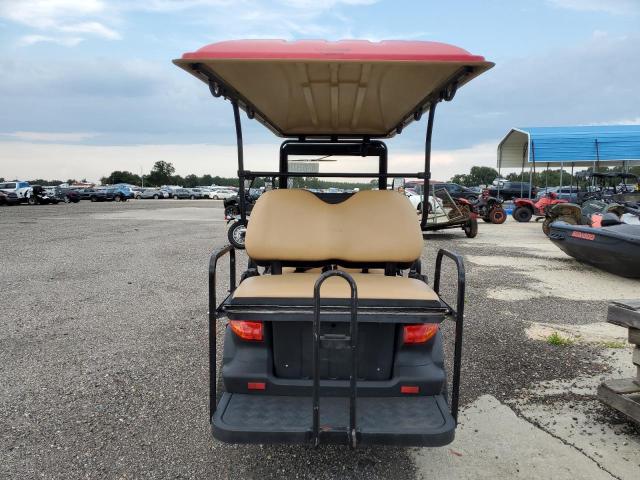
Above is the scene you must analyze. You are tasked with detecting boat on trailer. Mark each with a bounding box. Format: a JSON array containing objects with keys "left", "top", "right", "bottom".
[
  {"left": 548, "top": 220, "right": 640, "bottom": 278},
  {"left": 174, "top": 39, "right": 493, "bottom": 447}
]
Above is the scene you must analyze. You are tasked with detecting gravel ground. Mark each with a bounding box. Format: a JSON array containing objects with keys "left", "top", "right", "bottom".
[{"left": 0, "top": 201, "right": 631, "bottom": 479}]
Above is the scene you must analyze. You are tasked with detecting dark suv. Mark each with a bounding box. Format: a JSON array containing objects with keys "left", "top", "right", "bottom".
[
  {"left": 431, "top": 183, "right": 479, "bottom": 201},
  {"left": 487, "top": 182, "right": 537, "bottom": 201}
]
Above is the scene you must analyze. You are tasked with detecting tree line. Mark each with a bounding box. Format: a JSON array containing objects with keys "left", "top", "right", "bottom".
[{"left": 4, "top": 162, "right": 637, "bottom": 190}]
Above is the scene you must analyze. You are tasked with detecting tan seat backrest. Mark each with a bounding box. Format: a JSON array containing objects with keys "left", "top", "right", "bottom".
[{"left": 245, "top": 189, "right": 423, "bottom": 263}]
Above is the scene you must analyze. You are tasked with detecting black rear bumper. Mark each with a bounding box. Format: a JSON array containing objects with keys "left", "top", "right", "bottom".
[{"left": 213, "top": 392, "right": 455, "bottom": 447}]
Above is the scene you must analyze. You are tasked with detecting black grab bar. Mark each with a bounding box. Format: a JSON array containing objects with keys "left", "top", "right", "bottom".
[
  {"left": 433, "top": 248, "right": 466, "bottom": 423},
  {"left": 312, "top": 270, "right": 359, "bottom": 448},
  {"left": 208, "top": 245, "right": 236, "bottom": 421}
]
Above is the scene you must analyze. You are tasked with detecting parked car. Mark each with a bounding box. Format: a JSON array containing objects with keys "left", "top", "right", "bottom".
[
  {"left": 26, "top": 185, "right": 59, "bottom": 205},
  {"left": 210, "top": 188, "right": 236, "bottom": 200},
  {"left": 173, "top": 188, "right": 193, "bottom": 199},
  {"left": 76, "top": 188, "right": 105, "bottom": 201},
  {"left": 109, "top": 185, "right": 135, "bottom": 201},
  {"left": 0, "top": 180, "right": 31, "bottom": 200},
  {"left": 536, "top": 186, "right": 579, "bottom": 202},
  {"left": 487, "top": 181, "right": 538, "bottom": 201},
  {"left": 0, "top": 190, "right": 21, "bottom": 205},
  {"left": 188, "top": 188, "right": 207, "bottom": 199},
  {"left": 431, "top": 182, "right": 479, "bottom": 201},
  {"left": 139, "top": 188, "right": 166, "bottom": 199}
]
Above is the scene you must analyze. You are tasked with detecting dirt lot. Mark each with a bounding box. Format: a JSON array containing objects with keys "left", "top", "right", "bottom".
[{"left": 1, "top": 200, "right": 638, "bottom": 479}]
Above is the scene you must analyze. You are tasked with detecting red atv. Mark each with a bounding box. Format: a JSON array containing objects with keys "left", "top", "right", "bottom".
[
  {"left": 458, "top": 189, "right": 506, "bottom": 224},
  {"left": 512, "top": 191, "right": 567, "bottom": 223}
]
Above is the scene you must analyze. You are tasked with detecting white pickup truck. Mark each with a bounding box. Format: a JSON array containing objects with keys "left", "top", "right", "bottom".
[{"left": 0, "top": 180, "right": 31, "bottom": 199}]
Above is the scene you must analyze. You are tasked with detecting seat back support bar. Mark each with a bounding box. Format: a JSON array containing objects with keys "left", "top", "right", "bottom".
[
  {"left": 433, "top": 248, "right": 466, "bottom": 422},
  {"left": 312, "top": 270, "right": 359, "bottom": 448}
]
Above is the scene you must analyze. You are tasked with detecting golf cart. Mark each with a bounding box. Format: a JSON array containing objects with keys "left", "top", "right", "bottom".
[{"left": 174, "top": 39, "right": 492, "bottom": 447}]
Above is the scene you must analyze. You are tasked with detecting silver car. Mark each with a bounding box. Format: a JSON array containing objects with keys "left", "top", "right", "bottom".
[{"left": 139, "top": 188, "right": 167, "bottom": 199}]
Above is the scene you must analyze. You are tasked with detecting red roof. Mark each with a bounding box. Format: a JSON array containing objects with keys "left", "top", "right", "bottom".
[{"left": 181, "top": 39, "right": 487, "bottom": 63}]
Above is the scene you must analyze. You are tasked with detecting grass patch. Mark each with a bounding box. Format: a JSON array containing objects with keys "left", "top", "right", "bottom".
[
  {"left": 547, "top": 331, "right": 574, "bottom": 346},
  {"left": 602, "top": 341, "right": 627, "bottom": 349}
]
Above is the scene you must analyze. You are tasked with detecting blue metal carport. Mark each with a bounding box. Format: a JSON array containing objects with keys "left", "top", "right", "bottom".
[{"left": 497, "top": 125, "right": 640, "bottom": 197}]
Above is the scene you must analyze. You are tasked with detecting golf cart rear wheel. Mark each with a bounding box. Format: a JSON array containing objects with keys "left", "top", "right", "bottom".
[
  {"left": 513, "top": 206, "right": 533, "bottom": 223},
  {"left": 228, "top": 220, "right": 247, "bottom": 249},
  {"left": 464, "top": 218, "right": 478, "bottom": 238},
  {"left": 489, "top": 207, "right": 507, "bottom": 224}
]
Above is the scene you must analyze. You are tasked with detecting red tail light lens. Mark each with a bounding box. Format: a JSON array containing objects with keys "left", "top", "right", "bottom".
[
  {"left": 403, "top": 323, "right": 439, "bottom": 344},
  {"left": 230, "top": 320, "right": 263, "bottom": 341},
  {"left": 401, "top": 385, "right": 420, "bottom": 394}
]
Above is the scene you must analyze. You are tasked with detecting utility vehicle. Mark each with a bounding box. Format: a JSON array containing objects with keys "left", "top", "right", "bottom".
[{"left": 174, "top": 39, "right": 492, "bottom": 447}]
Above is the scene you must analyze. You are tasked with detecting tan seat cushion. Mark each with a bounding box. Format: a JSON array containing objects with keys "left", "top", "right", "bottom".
[
  {"left": 245, "top": 189, "right": 423, "bottom": 264},
  {"left": 233, "top": 273, "right": 438, "bottom": 304}
]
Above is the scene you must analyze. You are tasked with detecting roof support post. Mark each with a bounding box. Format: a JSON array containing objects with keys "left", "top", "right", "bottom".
[
  {"left": 231, "top": 100, "right": 247, "bottom": 223},
  {"left": 529, "top": 140, "right": 535, "bottom": 199},
  {"left": 520, "top": 144, "right": 526, "bottom": 198},
  {"left": 421, "top": 101, "right": 438, "bottom": 229},
  {"left": 559, "top": 163, "right": 564, "bottom": 191}
]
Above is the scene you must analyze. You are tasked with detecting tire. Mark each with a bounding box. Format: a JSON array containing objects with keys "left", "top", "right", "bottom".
[
  {"left": 482, "top": 217, "right": 491, "bottom": 223},
  {"left": 213, "top": 195, "right": 219, "bottom": 200},
  {"left": 513, "top": 206, "right": 533, "bottom": 223},
  {"left": 64, "top": 196, "right": 71, "bottom": 204},
  {"left": 190, "top": 195, "right": 196, "bottom": 200},
  {"left": 27, "top": 197, "right": 36, "bottom": 205},
  {"left": 489, "top": 207, "right": 507, "bottom": 224},
  {"left": 464, "top": 218, "right": 478, "bottom": 238},
  {"left": 114, "top": 195, "right": 122, "bottom": 202},
  {"left": 227, "top": 221, "right": 247, "bottom": 249},
  {"left": 153, "top": 194, "right": 159, "bottom": 199},
  {"left": 90, "top": 196, "right": 97, "bottom": 202},
  {"left": 224, "top": 205, "right": 239, "bottom": 217},
  {"left": 542, "top": 218, "right": 552, "bottom": 236}
]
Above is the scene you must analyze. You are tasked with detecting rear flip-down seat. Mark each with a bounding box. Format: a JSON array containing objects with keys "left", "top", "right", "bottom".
[{"left": 224, "top": 189, "right": 446, "bottom": 322}]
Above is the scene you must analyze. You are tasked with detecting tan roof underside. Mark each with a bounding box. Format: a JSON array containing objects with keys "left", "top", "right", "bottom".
[{"left": 174, "top": 59, "right": 492, "bottom": 136}]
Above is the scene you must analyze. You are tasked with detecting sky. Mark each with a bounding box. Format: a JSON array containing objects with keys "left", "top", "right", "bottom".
[{"left": 0, "top": 0, "right": 639, "bottom": 183}]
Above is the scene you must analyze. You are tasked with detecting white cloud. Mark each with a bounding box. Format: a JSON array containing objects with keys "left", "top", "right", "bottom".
[
  {"left": 1, "top": 131, "right": 99, "bottom": 142},
  {"left": 58, "top": 21, "right": 120, "bottom": 39},
  {"left": 0, "top": 139, "right": 497, "bottom": 183},
  {"left": 0, "top": 0, "right": 119, "bottom": 45},
  {"left": 18, "top": 35, "right": 84, "bottom": 47},
  {"left": 547, "top": 0, "right": 640, "bottom": 15}
]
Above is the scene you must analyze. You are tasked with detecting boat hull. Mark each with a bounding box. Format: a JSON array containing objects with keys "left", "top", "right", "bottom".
[{"left": 548, "top": 222, "right": 640, "bottom": 278}]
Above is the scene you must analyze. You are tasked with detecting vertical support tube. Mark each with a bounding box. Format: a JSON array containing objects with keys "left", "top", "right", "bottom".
[
  {"left": 520, "top": 144, "right": 526, "bottom": 198},
  {"left": 570, "top": 163, "right": 575, "bottom": 199},
  {"left": 559, "top": 162, "right": 564, "bottom": 191},
  {"left": 595, "top": 139, "right": 601, "bottom": 172},
  {"left": 378, "top": 147, "right": 388, "bottom": 190},
  {"left": 208, "top": 255, "right": 217, "bottom": 423},
  {"left": 545, "top": 162, "right": 549, "bottom": 190},
  {"left": 421, "top": 101, "right": 437, "bottom": 229},
  {"left": 529, "top": 141, "right": 535, "bottom": 198},
  {"left": 279, "top": 143, "right": 289, "bottom": 189},
  {"left": 232, "top": 101, "right": 247, "bottom": 223}
]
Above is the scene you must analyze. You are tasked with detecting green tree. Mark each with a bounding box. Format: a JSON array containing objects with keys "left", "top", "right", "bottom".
[
  {"left": 100, "top": 170, "right": 141, "bottom": 185},
  {"left": 146, "top": 161, "right": 176, "bottom": 186},
  {"left": 450, "top": 166, "right": 499, "bottom": 186},
  {"left": 183, "top": 174, "right": 199, "bottom": 187}
]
